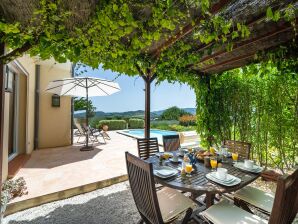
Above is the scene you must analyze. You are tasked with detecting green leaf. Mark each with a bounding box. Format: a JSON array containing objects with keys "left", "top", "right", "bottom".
[
  {"left": 232, "top": 31, "right": 239, "bottom": 39},
  {"left": 113, "top": 4, "right": 118, "bottom": 12},
  {"left": 266, "top": 7, "right": 273, "bottom": 20}
]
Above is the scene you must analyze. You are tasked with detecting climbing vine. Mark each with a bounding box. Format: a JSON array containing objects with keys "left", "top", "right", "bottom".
[
  {"left": 0, "top": 0, "right": 296, "bottom": 79},
  {"left": 192, "top": 46, "right": 298, "bottom": 172}
]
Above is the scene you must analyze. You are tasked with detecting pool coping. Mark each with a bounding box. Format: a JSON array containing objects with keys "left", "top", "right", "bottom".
[{"left": 117, "top": 129, "right": 178, "bottom": 146}]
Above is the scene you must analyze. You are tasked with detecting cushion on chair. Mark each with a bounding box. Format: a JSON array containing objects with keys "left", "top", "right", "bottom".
[
  {"left": 234, "top": 186, "right": 274, "bottom": 213},
  {"left": 157, "top": 187, "right": 194, "bottom": 223},
  {"left": 201, "top": 200, "right": 268, "bottom": 224}
]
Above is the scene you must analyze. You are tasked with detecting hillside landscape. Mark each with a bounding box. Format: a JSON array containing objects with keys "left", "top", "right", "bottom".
[{"left": 74, "top": 107, "right": 196, "bottom": 119}]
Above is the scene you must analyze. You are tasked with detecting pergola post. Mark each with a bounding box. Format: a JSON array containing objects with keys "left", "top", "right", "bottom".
[
  {"left": 143, "top": 74, "right": 157, "bottom": 139},
  {"left": 0, "top": 43, "right": 5, "bottom": 202},
  {"left": 135, "top": 64, "right": 157, "bottom": 139},
  {"left": 144, "top": 76, "right": 151, "bottom": 139}
]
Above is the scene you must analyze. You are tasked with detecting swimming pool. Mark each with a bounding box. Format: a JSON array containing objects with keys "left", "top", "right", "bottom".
[{"left": 118, "top": 129, "right": 178, "bottom": 144}]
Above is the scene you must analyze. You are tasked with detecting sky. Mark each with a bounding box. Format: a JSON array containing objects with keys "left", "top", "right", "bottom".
[{"left": 76, "top": 65, "right": 196, "bottom": 112}]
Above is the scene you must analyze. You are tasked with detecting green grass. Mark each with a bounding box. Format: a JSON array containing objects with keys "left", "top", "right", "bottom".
[{"left": 151, "top": 122, "right": 195, "bottom": 132}]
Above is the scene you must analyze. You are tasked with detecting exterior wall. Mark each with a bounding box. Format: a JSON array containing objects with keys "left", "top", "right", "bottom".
[
  {"left": 17, "top": 55, "right": 36, "bottom": 154},
  {"left": 38, "top": 61, "right": 72, "bottom": 148},
  {"left": 1, "top": 56, "right": 72, "bottom": 182}
]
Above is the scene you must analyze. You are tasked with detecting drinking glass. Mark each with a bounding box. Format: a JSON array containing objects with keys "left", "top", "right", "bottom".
[
  {"left": 185, "top": 163, "right": 193, "bottom": 177},
  {"left": 232, "top": 152, "right": 238, "bottom": 163},
  {"left": 210, "top": 158, "right": 218, "bottom": 171},
  {"left": 163, "top": 153, "right": 170, "bottom": 160}
]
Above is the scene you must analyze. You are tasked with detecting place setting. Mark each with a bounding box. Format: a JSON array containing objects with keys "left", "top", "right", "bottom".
[
  {"left": 234, "top": 159, "right": 264, "bottom": 173},
  {"left": 153, "top": 166, "right": 179, "bottom": 179},
  {"left": 206, "top": 167, "right": 242, "bottom": 186}
]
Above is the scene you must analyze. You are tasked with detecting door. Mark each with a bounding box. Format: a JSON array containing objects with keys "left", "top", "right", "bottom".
[{"left": 5, "top": 67, "right": 17, "bottom": 158}]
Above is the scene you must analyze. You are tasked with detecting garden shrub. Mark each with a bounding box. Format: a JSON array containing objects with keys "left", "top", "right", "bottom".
[
  {"left": 129, "top": 118, "right": 144, "bottom": 129},
  {"left": 98, "top": 120, "right": 127, "bottom": 130},
  {"left": 179, "top": 115, "right": 196, "bottom": 126}
]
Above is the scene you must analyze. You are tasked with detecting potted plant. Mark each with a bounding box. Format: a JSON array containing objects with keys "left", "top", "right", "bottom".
[
  {"left": 1, "top": 190, "right": 11, "bottom": 222},
  {"left": 1, "top": 177, "right": 27, "bottom": 223}
]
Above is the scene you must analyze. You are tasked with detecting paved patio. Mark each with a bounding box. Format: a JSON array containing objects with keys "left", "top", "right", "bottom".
[{"left": 7, "top": 131, "right": 140, "bottom": 214}]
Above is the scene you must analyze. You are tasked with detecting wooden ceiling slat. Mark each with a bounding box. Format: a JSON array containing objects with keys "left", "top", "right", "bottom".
[
  {"left": 150, "top": 0, "right": 232, "bottom": 58},
  {"left": 200, "top": 24, "right": 296, "bottom": 73},
  {"left": 198, "top": 24, "right": 294, "bottom": 68},
  {"left": 201, "top": 53, "right": 255, "bottom": 72}
]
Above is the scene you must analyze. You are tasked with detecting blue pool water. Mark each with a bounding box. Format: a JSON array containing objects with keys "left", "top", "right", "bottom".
[{"left": 118, "top": 129, "right": 178, "bottom": 144}]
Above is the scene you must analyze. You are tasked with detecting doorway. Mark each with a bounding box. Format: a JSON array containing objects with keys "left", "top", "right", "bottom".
[
  {"left": 5, "top": 65, "right": 27, "bottom": 161},
  {"left": 5, "top": 67, "right": 16, "bottom": 158}
]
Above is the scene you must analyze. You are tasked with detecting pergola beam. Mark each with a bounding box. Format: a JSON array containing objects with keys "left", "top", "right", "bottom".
[
  {"left": 198, "top": 24, "right": 296, "bottom": 72},
  {"left": 199, "top": 25, "right": 294, "bottom": 66},
  {"left": 150, "top": 0, "right": 232, "bottom": 58},
  {"left": 201, "top": 53, "right": 256, "bottom": 72}
]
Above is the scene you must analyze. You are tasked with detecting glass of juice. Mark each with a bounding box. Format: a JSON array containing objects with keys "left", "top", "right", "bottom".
[
  {"left": 210, "top": 158, "right": 218, "bottom": 171},
  {"left": 185, "top": 163, "right": 193, "bottom": 177},
  {"left": 232, "top": 152, "right": 239, "bottom": 163},
  {"left": 163, "top": 153, "right": 170, "bottom": 160}
]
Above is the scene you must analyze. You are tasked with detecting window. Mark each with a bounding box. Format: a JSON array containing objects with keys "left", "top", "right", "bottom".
[{"left": 5, "top": 66, "right": 15, "bottom": 92}]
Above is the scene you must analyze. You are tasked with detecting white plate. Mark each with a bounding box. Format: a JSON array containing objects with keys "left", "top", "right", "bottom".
[
  {"left": 209, "top": 172, "right": 235, "bottom": 183},
  {"left": 169, "top": 158, "right": 181, "bottom": 163},
  {"left": 206, "top": 173, "right": 241, "bottom": 186},
  {"left": 234, "top": 162, "right": 263, "bottom": 173},
  {"left": 153, "top": 166, "right": 178, "bottom": 178}
]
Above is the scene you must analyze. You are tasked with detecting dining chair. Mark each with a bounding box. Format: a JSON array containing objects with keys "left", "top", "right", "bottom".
[
  {"left": 233, "top": 168, "right": 297, "bottom": 217},
  {"left": 200, "top": 167, "right": 298, "bottom": 224},
  {"left": 137, "top": 138, "right": 160, "bottom": 160},
  {"left": 162, "top": 135, "right": 180, "bottom": 152},
  {"left": 222, "top": 140, "right": 251, "bottom": 160},
  {"left": 125, "top": 152, "right": 194, "bottom": 224}
]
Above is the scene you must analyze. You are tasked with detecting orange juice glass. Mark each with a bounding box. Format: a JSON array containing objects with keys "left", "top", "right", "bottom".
[
  {"left": 210, "top": 158, "right": 218, "bottom": 171},
  {"left": 164, "top": 153, "right": 170, "bottom": 160},
  {"left": 185, "top": 164, "right": 193, "bottom": 177},
  {"left": 210, "top": 147, "right": 216, "bottom": 155},
  {"left": 232, "top": 152, "right": 238, "bottom": 163}
]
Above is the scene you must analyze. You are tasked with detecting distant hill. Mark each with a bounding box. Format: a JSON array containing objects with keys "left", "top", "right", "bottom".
[
  {"left": 183, "top": 108, "right": 196, "bottom": 114},
  {"left": 74, "top": 107, "right": 195, "bottom": 118}
]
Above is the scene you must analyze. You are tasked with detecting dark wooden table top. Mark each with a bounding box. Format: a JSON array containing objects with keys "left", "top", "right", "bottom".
[{"left": 147, "top": 155, "right": 260, "bottom": 195}]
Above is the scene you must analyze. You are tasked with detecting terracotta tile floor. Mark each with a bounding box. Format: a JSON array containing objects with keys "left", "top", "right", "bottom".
[{"left": 10, "top": 131, "right": 139, "bottom": 204}]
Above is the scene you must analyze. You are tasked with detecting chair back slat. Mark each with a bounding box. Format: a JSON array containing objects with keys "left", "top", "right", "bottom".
[
  {"left": 137, "top": 138, "right": 159, "bottom": 160},
  {"left": 74, "top": 118, "right": 86, "bottom": 135},
  {"left": 269, "top": 168, "right": 298, "bottom": 224},
  {"left": 222, "top": 140, "right": 251, "bottom": 159},
  {"left": 163, "top": 135, "right": 180, "bottom": 152},
  {"left": 125, "top": 152, "right": 164, "bottom": 224}
]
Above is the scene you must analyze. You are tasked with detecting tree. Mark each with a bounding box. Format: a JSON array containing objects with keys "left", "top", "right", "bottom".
[
  {"left": 74, "top": 97, "right": 96, "bottom": 118},
  {"left": 160, "top": 106, "right": 190, "bottom": 120}
]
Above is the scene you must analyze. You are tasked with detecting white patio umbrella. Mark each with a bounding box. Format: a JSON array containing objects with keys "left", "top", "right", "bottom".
[{"left": 45, "top": 77, "right": 120, "bottom": 151}]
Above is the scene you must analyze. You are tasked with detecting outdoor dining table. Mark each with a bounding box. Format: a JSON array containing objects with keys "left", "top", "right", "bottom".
[{"left": 147, "top": 152, "right": 261, "bottom": 208}]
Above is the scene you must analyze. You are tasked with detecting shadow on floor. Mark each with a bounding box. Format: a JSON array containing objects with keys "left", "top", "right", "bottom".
[
  {"left": 5, "top": 189, "right": 140, "bottom": 224},
  {"left": 23, "top": 145, "right": 103, "bottom": 169}
]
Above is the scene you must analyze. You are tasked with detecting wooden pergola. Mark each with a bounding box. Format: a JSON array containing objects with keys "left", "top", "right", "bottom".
[{"left": 0, "top": 0, "right": 297, "bottom": 184}]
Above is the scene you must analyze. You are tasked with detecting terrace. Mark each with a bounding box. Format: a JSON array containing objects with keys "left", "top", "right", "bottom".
[{"left": 1, "top": 0, "right": 298, "bottom": 224}]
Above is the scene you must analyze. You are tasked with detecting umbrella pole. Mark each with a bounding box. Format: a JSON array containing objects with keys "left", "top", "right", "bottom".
[{"left": 81, "top": 78, "right": 93, "bottom": 151}]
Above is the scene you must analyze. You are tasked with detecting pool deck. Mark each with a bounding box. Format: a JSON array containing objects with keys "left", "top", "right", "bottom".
[
  {"left": 6, "top": 131, "right": 141, "bottom": 215},
  {"left": 117, "top": 129, "right": 178, "bottom": 145}
]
